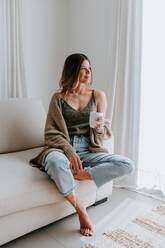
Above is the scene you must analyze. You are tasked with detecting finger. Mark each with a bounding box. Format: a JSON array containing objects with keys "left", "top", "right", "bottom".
[
  {"left": 71, "top": 168, "right": 75, "bottom": 175},
  {"left": 72, "top": 156, "right": 79, "bottom": 173},
  {"left": 95, "top": 124, "right": 101, "bottom": 129},
  {"left": 77, "top": 157, "right": 83, "bottom": 170},
  {"left": 96, "top": 117, "right": 102, "bottom": 121},
  {"left": 69, "top": 163, "right": 75, "bottom": 174},
  {"left": 72, "top": 163, "right": 77, "bottom": 174},
  {"left": 69, "top": 155, "right": 76, "bottom": 170},
  {"left": 95, "top": 124, "right": 104, "bottom": 130},
  {"left": 69, "top": 158, "right": 77, "bottom": 173}
]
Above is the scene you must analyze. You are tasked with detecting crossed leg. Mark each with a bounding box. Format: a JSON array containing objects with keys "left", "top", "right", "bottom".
[
  {"left": 44, "top": 151, "right": 93, "bottom": 236},
  {"left": 65, "top": 190, "right": 93, "bottom": 236}
]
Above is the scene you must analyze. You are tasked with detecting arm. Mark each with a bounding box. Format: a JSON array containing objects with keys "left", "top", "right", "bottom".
[
  {"left": 94, "top": 90, "right": 107, "bottom": 129},
  {"left": 89, "top": 90, "right": 113, "bottom": 151},
  {"left": 95, "top": 90, "right": 107, "bottom": 117}
]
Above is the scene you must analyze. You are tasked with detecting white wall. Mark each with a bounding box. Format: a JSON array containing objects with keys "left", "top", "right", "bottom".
[
  {"left": 22, "top": 0, "right": 67, "bottom": 110},
  {"left": 22, "top": 0, "right": 115, "bottom": 113},
  {"left": 65, "top": 0, "right": 112, "bottom": 92},
  {"left": 0, "top": 4, "right": 5, "bottom": 98}
]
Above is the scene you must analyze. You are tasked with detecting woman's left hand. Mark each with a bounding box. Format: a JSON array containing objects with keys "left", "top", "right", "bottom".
[
  {"left": 95, "top": 117, "right": 104, "bottom": 130},
  {"left": 94, "top": 90, "right": 107, "bottom": 130}
]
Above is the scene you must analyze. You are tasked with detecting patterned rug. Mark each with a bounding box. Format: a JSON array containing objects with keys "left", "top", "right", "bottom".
[{"left": 81, "top": 198, "right": 165, "bottom": 248}]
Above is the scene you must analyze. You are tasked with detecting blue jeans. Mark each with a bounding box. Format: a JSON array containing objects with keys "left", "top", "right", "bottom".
[{"left": 44, "top": 135, "right": 134, "bottom": 196}]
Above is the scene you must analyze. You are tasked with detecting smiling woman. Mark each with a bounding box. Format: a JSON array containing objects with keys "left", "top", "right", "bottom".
[
  {"left": 59, "top": 54, "right": 93, "bottom": 96},
  {"left": 30, "top": 53, "right": 134, "bottom": 236}
]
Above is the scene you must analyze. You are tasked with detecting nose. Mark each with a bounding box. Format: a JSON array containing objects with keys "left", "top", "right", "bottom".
[{"left": 86, "top": 69, "right": 90, "bottom": 74}]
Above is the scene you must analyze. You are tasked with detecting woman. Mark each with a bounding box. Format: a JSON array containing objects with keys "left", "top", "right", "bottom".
[{"left": 30, "top": 53, "right": 134, "bottom": 236}]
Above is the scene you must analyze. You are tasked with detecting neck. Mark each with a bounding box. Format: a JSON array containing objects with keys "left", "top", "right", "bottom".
[{"left": 73, "top": 83, "right": 88, "bottom": 95}]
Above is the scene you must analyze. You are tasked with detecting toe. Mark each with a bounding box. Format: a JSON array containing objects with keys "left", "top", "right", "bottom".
[
  {"left": 88, "top": 229, "right": 93, "bottom": 236},
  {"left": 85, "top": 229, "right": 90, "bottom": 236},
  {"left": 80, "top": 228, "right": 93, "bottom": 236},
  {"left": 80, "top": 228, "right": 86, "bottom": 236}
]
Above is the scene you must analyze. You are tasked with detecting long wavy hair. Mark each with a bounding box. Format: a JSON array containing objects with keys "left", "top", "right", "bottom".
[{"left": 59, "top": 53, "right": 93, "bottom": 97}]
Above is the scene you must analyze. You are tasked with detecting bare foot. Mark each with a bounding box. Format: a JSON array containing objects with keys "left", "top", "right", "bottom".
[
  {"left": 78, "top": 208, "right": 94, "bottom": 236},
  {"left": 74, "top": 169, "right": 92, "bottom": 181},
  {"left": 65, "top": 190, "right": 93, "bottom": 236}
]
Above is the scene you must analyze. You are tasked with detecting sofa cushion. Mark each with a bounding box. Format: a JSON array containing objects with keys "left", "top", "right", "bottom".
[
  {"left": 0, "top": 147, "right": 97, "bottom": 217},
  {"left": 0, "top": 98, "right": 46, "bottom": 153}
]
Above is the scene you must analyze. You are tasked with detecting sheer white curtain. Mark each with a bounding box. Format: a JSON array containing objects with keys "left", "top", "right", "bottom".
[
  {"left": 106, "top": 0, "right": 142, "bottom": 187},
  {"left": 138, "top": 0, "right": 165, "bottom": 201},
  {"left": 0, "top": 0, "right": 27, "bottom": 98}
]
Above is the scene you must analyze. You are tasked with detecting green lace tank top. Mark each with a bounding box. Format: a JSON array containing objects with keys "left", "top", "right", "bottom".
[{"left": 61, "top": 89, "right": 96, "bottom": 136}]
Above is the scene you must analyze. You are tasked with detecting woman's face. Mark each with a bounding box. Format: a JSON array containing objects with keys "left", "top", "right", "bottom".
[{"left": 78, "top": 60, "right": 91, "bottom": 84}]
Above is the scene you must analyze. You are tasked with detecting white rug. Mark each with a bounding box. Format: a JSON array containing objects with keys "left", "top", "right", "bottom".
[{"left": 81, "top": 198, "right": 165, "bottom": 248}]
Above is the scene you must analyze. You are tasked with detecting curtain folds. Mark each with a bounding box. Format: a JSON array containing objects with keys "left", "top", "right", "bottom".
[
  {"left": 106, "top": 0, "right": 142, "bottom": 187},
  {"left": 137, "top": 0, "right": 165, "bottom": 202},
  {"left": 0, "top": 0, "right": 27, "bottom": 98},
  {"left": 108, "top": 0, "right": 165, "bottom": 202}
]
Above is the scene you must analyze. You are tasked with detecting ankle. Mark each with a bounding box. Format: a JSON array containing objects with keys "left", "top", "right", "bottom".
[{"left": 76, "top": 204, "right": 87, "bottom": 215}]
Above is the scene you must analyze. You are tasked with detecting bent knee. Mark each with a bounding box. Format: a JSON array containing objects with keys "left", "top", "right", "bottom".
[
  {"left": 122, "top": 159, "right": 135, "bottom": 174},
  {"left": 45, "top": 152, "right": 70, "bottom": 173}
]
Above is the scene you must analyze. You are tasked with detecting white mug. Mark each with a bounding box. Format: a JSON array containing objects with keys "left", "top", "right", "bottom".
[{"left": 89, "top": 111, "right": 104, "bottom": 128}]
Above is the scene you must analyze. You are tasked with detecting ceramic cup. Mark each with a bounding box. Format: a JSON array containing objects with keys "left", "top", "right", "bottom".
[{"left": 89, "top": 111, "right": 104, "bottom": 128}]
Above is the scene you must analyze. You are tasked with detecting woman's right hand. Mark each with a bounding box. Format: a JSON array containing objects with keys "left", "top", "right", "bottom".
[{"left": 68, "top": 152, "right": 83, "bottom": 174}]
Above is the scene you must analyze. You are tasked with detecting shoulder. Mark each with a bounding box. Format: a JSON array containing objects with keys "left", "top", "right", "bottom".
[
  {"left": 50, "top": 91, "right": 61, "bottom": 101},
  {"left": 48, "top": 92, "right": 62, "bottom": 109},
  {"left": 94, "top": 90, "right": 107, "bottom": 102}
]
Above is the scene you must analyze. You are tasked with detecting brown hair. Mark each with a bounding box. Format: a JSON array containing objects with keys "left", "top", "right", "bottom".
[{"left": 59, "top": 53, "right": 93, "bottom": 96}]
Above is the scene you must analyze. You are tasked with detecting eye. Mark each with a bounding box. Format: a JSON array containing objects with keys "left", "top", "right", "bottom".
[{"left": 80, "top": 67, "right": 91, "bottom": 71}]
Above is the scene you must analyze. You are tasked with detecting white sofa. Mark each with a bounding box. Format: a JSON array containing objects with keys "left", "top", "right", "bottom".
[{"left": 0, "top": 98, "right": 114, "bottom": 246}]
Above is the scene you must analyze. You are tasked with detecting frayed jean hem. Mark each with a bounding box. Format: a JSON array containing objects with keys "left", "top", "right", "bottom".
[
  {"left": 87, "top": 167, "right": 101, "bottom": 188},
  {"left": 62, "top": 184, "right": 77, "bottom": 197}
]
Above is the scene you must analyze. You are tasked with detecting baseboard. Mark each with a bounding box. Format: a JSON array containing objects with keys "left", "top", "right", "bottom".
[{"left": 92, "top": 197, "right": 108, "bottom": 206}]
